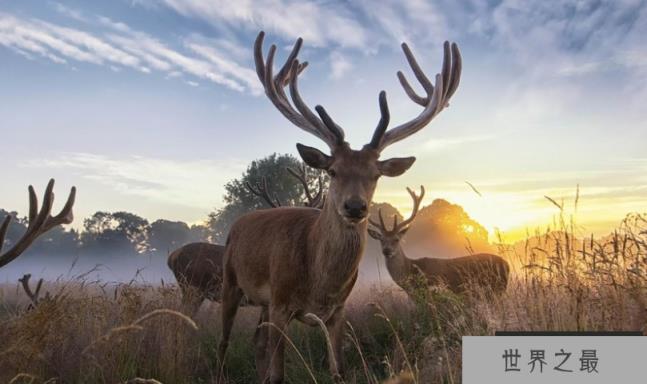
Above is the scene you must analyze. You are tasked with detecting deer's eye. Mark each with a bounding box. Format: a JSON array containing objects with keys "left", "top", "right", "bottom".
[{"left": 328, "top": 169, "right": 337, "bottom": 178}]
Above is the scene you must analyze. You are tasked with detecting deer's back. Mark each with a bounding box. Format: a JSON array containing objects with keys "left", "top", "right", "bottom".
[
  {"left": 224, "top": 207, "right": 320, "bottom": 306},
  {"left": 415, "top": 253, "right": 509, "bottom": 294},
  {"left": 168, "top": 242, "right": 225, "bottom": 300}
]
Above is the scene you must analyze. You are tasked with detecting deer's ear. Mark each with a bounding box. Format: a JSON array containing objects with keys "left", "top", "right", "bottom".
[
  {"left": 367, "top": 227, "right": 382, "bottom": 240},
  {"left": 297, "top": 143, "right": 333, "bottom": 170},
  {"left": 398, "top": 226, "right": 410, "bottom": 236},
  {"left": 378, "top": 156, "right": 416, "bottom": 177}
]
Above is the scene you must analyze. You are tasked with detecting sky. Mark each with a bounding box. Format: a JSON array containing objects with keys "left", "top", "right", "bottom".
[{"left": 1, "top": 0, "right": 646, "bottom": 242}]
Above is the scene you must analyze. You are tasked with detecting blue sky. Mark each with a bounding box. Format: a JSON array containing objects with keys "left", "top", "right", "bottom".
[{"left": 1, "top": 0, "right": 646, "bottom": 240}]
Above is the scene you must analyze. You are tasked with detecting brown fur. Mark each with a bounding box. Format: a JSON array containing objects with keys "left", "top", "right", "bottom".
[
  {"left": 220, "top": 199, "right": 367, "bottom": 383},
  {"left": 222, "top": 30, "right": 462, "bottom": 384},
  {"left": 368, "top": 187, "right": 509, "bottom": 296},
  {"left": 224, "top": 206, "right": 363, "bottom": 310},
  {"left": 218, "top": 145, "right": 387, "bottom": 383},
  {"left": 387, "top": 245, "right": 510, "bottom": 295},
  {"left": 167, "top": 243, "right": 224, "bottom": 314}
]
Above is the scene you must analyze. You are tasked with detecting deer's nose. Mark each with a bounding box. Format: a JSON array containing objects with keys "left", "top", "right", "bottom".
[{"left": 344, "top": 198, "right": 367, "bottom": 219}]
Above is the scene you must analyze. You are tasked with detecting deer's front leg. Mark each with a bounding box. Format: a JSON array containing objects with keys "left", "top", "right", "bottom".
[
  {"left": 254, "top": 306, "right": 270, "bottom": 382},
  {"left": 326, "top": 306, "right": 346, "bottom": 382},
  {"left": 266, "top": 305, "right": 291, "bottom": 384}
]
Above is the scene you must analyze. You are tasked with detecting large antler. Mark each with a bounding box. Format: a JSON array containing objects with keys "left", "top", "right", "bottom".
[
  {"left": 246, "top": 177, "right": 282, "bottom": 208},
  {"left": 286, "top": 166, "right": 325, "bottom": 208},
  {"left": 0, "top": 179, "right": 76, "bottom": 269},
  {"left": 254, "top": 31, "right": 346, "bottom": 149},
  {"left": 369, "top": 186, "right": 425, "bottom": 235},
  {"left": 367, "top": 42, "right": 462, "bottom": 152}
]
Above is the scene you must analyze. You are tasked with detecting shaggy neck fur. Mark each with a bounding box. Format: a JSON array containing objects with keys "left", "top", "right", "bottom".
[{"left": 309, "top": 198, "right": 366, "bottom": 304}]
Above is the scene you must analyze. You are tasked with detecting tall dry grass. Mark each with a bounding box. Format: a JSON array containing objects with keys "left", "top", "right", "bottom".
[{"left": 1, "top": 212, "right": 645, "bottom": 384}]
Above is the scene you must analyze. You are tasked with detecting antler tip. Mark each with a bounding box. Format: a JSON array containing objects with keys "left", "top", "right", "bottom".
[
  {"left": 254, "top": 31, "right": 265, "bottom": 48},
  {"left": 45, "top": 179, "right": 55, "bottom": 192}
]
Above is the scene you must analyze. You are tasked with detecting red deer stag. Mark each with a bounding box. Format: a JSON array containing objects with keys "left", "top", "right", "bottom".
[
  {"left": 1, "top": 179, "right": 76, "bottom": 269},
  {"left": 367, "top": 186, "right": 509, "bottom": 296},
  {"left": 167, "top": 167, "right": 324, "bottom": 315},
  {"left": 218, "top": 31, "right": 462, "bottom": 384}
]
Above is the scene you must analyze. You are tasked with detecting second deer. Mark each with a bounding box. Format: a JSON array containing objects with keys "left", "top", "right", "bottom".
[{"left": 368, "top": 186, "right": 509, "bottom": 297}]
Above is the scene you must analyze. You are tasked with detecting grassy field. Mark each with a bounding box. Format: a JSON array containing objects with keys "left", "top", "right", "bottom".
[{"left": 1, "top": 213, "right": 645, "bottom": 384}]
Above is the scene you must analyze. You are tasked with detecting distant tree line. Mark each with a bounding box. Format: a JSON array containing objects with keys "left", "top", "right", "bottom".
[
  {"left": 1, "top": 153, "right": 489, "bottom": 261},
  {"left": 0, "top": 154, "right": 326, "bottom": 260},
  {"left": 0, "top": 207, "right": 209, "bottom": 259}
]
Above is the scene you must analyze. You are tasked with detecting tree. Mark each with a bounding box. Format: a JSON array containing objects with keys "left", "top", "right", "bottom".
[
  {"left": 81, "top": 211, "right": 150, "bottom": 255},
  {"left": 406, "top": 198, "right": 492, "bottom": 258},
  {"left": 0, "top": 209, "right": 26, "bottom": 250},
  {"left": 188, "top": 224, "right": 209, "bottom": 243},
  {"left": 148, "top": 219, "right": 192, "bottom": 255},
  {"left": 111, "top": 212, "right": 149, "bottom": 253},
  {"left": 207, "top": 153, "right": 327, "bottom": 243},
  {"left": 0, "top": 208, "right": 79, "bottom": 256}
]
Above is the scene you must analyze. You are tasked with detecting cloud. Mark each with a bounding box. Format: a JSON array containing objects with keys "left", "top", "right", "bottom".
[
  {"left": 10, "top": 1, "right": 646, "bottom": 95},
  {"left": 354, "top": 0, "right": 450, "bottom": 48},
  {"left": 51, "top": 2, "right": 86, "bottom": 22},
  {"left": 106, "top": 32, "right": 248, "bottom": 92},
  {"left": 25, "top": 153, "right": 246, "bottom": 209},
  {"left": 0, "top": 11, "right": 261, "bottom": 94},
  {"left": 351, "top": 1, "right": 647, "bottom": 79},
  {"left": 156, "top": 0, "right": 368, "bottom": 49},
  {"left": 186, "top": 42, "right": 262, "bottom": 94},
  {"left": 329, "top": 50, "right": 352, "bottom": 79},
  {"left": 418, "top": 134, "right": 495, "bottom": 153},
  {"left": 475, "top": 1, "right": 647, "bottom": 77},
  {"left": 0, "top": 13, "right": 114, "bottom": 65}
]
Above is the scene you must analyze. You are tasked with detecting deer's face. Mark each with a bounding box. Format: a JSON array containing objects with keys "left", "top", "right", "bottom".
[
  {"left": 297, "top": 143, "right": 415, "bottom": 225},
  {"left": 367, "top": 228, "right": 406, "bottom": 258}
]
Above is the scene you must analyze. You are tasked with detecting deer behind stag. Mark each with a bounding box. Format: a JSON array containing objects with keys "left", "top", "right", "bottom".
[
  {"left": 368, "top": 186, "right": 509, "bottom": 296},
  {"left": 218, "top": 31, "right": 462, "bottom": 384}
]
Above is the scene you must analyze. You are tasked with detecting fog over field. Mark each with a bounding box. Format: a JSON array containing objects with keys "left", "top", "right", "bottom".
[{"left": 0, "top": 240, "right": 390, "bottom": 286}]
